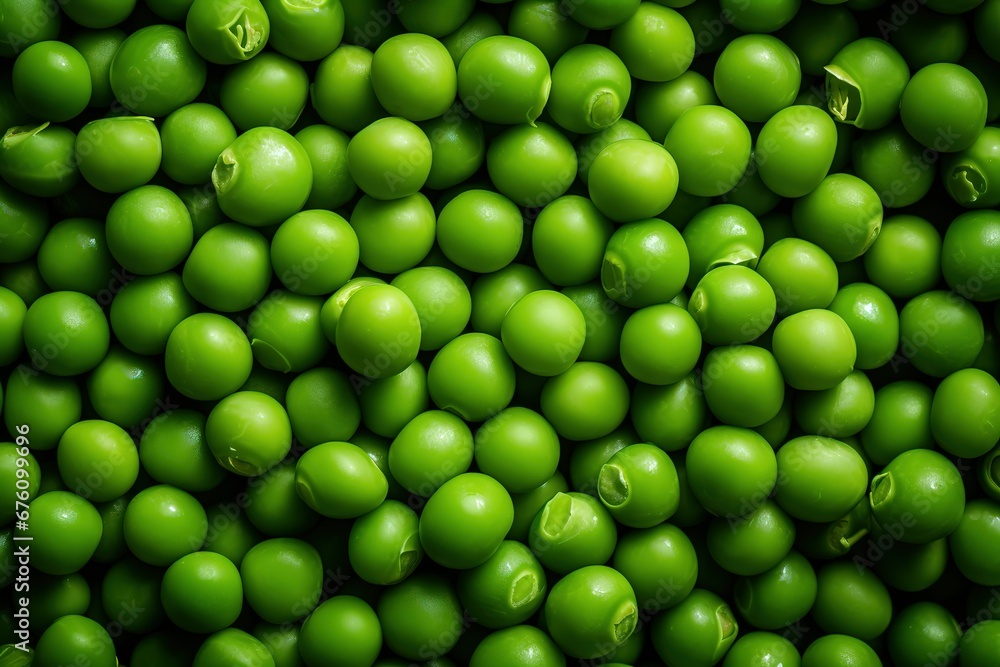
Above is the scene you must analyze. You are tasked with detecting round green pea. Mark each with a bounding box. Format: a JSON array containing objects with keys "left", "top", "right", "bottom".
[
  {"left": 665, "top": 105, "right": 752, "bottom": 198},
  {"left": 19, "top": 491, "right": 102, "bottom": 575},
  {"left": 713, "top": 34, "right": 800, "bottom": 123},
  {"left": 899, "top": 290, "right": 984, "bottom": 377},
  {"left": 206, "top": 391, "right": 292, "bottom": 477},
  {"left": 185, "top": 0, "right": 270, "bottom": 65},
  {"left": 859, "top": 381, "right": 934, "bottom": 466},
  {"left": 825, "top": 37, "right": 910, "bottom": 130},
  {"left": 390, "top": 267, "right": 471, "bottom": 351},
  {"left": 930, "top": 368, "right": 1000, "bottom": 459},
  {"left": 609, "top": 3, "right": 693, "bottom": 82},
  {"left": 295, "top": 441, "right": 387, "bottom": 519},
  {"left": 620, "top": 304, "right": 701, "bottom": 386},
  {"left": 56, "top": 419, "right": 138, "bottom": 503},
  {"left": 0, "top": 0, "right": 61, "bottom": 59},
  {"left": 942, "top": 210, "right": 1000, "bottom": 301},
  {"left": 943, "top": 126, "right": 1000, "bottom": 209},
  {"left": 634, "top": 71, "right": 718, "bottom": 143},
  {"left": 950, "top": 499, "right": 1000, "bottom": 586},
  {"left": 260, "top": 0, "right": 344, "bottom": 62},
  {"left": 247, "top": 291, "right": 328, "bottom": 373},
  {"left": 161, "top": 103, "right": 238, "bottom": 185},
  {"left": 775, "top": 435, "right": 868, "bottom": 522},
  {"left": 795, "top": 370, "right": 875, "bottom": 438},
  {"left": 336, "top": 283, "right": 421, "bottom": 380},
  {"left": 474, "top": 407, "right": 559, "bottom": 493},
  {"left": 3, "top": 370, "right": 82, "bottom": 451},
  {"left": 863, "top": 214, "right": 941, "bottom": 299},
  {"left": 123, "top": 484, "right": 207, "bottom": 567},
  {"left": 650, "top": 588, "right": 738, "bottom": 667},
  {"left": 300, "top": 596, "right": 382, "bottom": 667},
  {"left": 588, "top": 139, "right": 679, "bottom": 222},
  {"left": 108, "top": 273, "right": 196, "bottom": 354},
  {"left": 871, "top": 449, "right": 965, "bottom": 544},
  {"left": 106, "top": 185, "right": 193, "bottom": 275},
  {"left": 900, "top": 63, "right": 987, "bottom": 152},
  {"left": 547, "top": 44, "right": 631, "bottom": 134},
  {"left": 469, "top": 625, "right": 565, "bottom": 667},
  {"left": 500, "top": 290, "right": 586, "bottom": 377},
  {"left": 702, "top": 344, "right": 786, "bottom": 428},
  {"left": 631, "top": 373, "right": 709, "bottom": 452},
  {"left": 827, "top": 282, "right": 899, "bottom": 370},
  {"left": 852, "top": 124, "right": 936, "bottom": 209},
  {"left": 601, "top": 218, "right": 690, "bottom": 307},
  {"left": 165, "top": 313, "right": 252, "bottom": 401},
  {"left": 139, "top": 409, "right": 225, "bottom": 493},
  {"left": 241, "top": 538, "right": 323, "bottom": 624},
  {"left": 723, "top": 632, "right": 801, "bottom": 667},
  {"left": 349, "top": 499, "right": 422, "bottom": 586},
  {"left": 756, "top": 104, "right": 838, "bottom": 197},
  {"left": 813, "top": 561, "right": 893, "bottom": 640},
  {"left": 192, "top": 628, "right": 275, "bottom": 667},
  {"left": 686, "top": 425, "right": 777, "bottom": 518},
  {"left": 295, "top": 124, "right": 358, "bottom": 210},
  {"left": 707, "top": 500, "right": 796, "bottom": 577},
  {"left": 75, "top": 117, "right": 162, "bottom": 194},
  {"left": 269, "top": 209, "right": 358, "bottom": 296},
  {"left": 576, "top": 118, "right": 652, "bottom": 184},
  {"left": 311, "top": 45, "right": 386, "bottom": 133},
  {"left": 801, "top": 634, "right": 882, "bottom": 667},
  {"left": 376, "top": 573, "right": 463, "bottom": 660},
  {"left": 388, "top": 409, "right": 473, "bottom": 496},
  {"left": 734, "top": 551, "right": 817, "bottom": 630},
  {"left": 487, "top": 122, "right": 577, "bottom": 208},
  {"left": 419, "top": 472, "right": 513, "bottom": 569},
  {"left": 285, "top": 367, "right": 361, "bottom": 448},
  {"left": 0, "top": 182, "right": 48, "bottom": 264},
  {"left": 468, "top": 265, "right": 551, "bottom": 338},
  {"left": 36, "top": 218, "right": 114, "bottom": 299},
  {"left": 220, "top": 52, "right": 310, "bottom": 132},
  {"left": 0, "top": 123, "right": 79, "bottom": 198},
  {"left": 540, "top": 361, "right": 629, "bottom": 441},
  {"left": 457, "top": 540, "right": 547, "bottom": 629},
  {"left": 12, "top": 40, "right": 91, "bottom": 122},
  {"left": 507, "top": 0, "right": 586, "bottom": 62},
  {"left": 960, "top": 620, "right": 1000, "bottom": 667},
  {"left": 682, "top": 204, "right": 764, "bottom": 288},
  {"left": 33, "top": 615, "right": 115, "bottom": 667},
  {"left": 358, "top": 360, "right": 429, "bottom": 438},
  {"left": 427, "top": 333, "right": 517, "bottom": 422},
  {"left": 887, "top": 602, "right": 962, "bottom": 667},
  {"left": 772, "top": 309, "right": 856, "bottom": 391},
  {"left": 436, "top": 190, "right": 524, "bottom": 273},
  {"left": 86, "top": 345, "right": 166, "bottom": 428},
  {"left": 688, "top": 265, "right": 776, "bottom": 345},
  {"left": 562, "top": 282, "right": 629, "bottom": 363},
  {"left": 598, "top": 443, "right": 679, "bottom": 528},
  {"left": 457, "top": 35, "right": 550, "bottom": 125},
  {"left": 545, "top": 565, "right": 638, "bottom": 659},
  {"left": 531, "top": 196, "right": 613, "bottom": 287},
  {"left": 161, "top": 551, "right": 243, "bottom": 633},
  {"left": 109, "top": 24, "right": 207, "bottom": 117},
  {"left": 371, "top": 33, "right": 457, "bottom": 122},
  {"left": 22, "top": 291, "right": 109, "bottom": 377}
]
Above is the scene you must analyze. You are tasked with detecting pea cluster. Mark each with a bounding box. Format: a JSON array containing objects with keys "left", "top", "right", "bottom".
[{"left": 1, "top": 0, "right": 1000, "bottom": 666}]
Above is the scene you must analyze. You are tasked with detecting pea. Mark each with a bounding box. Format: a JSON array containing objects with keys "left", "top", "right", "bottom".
[
  {"left": 472, "top": 407, "right": 558, "bottom": 494},
  {"left": 601, "top": 218, "right": 689, "bottom": 307},
  {"left": 561, "top": 282, "right": 629, "bottom": 363},
  {"left": 665, "top": 106, "right": 752, "bottom": 198},
  {"left": 900, "top": 63, "right": 988, "bottom": 153},
  {"left": 794, "top": 369, "right": 875, "bottom": 438},
  {"left": 469, "top": 625, "right": 565, "bottom": 667},
  {"left": 508, "top": 470, "right": 569, "bottom": 543},
  {"left": 109, "top": 24, "right": 207, "bottom": 117},
  {"left": 348, "top": 499, "right": 422, "bottom": 585},
  {"left": 0, "top": 182, "right": 48, "bottom": 264},
  {"left": 243, "top": 460, "right": 321, "bottom": 537},
  {"left": 588, "top": 139, "right": 679, "bottom": 222},
  {"left": 336, "top": 283, "right": 421, "bottom": 380},
  {"left": 791, "top": 173, "right": 883, "bottom": 262},
  {"left": 75, "top": 117, "right": 162, "bottom": 194},
  {"left": 0, "top": 0, "right": 61, "bottom": 59},
  {"left": 295, "top": 441, "right": 387, "bottom": 519},
  {"left": 544, "top": 565, "right": 637, "bottom": 659},
  {"left": 22, "top": 291, "right": 109, "bottom": 377},
  {"left": 487, "top": 122, "right": 577, "bottom": 208},
  {"left": 779, "top": 2, "right": 858, "bottom": 76},
  {"left": 776, "top": 435, "right": 868, "bottom": 522},
  {"left": 33, "top": 615, "right": 116, "bottom": 667},
  {"left": 1, "top": 124, "right": 80, "bottom": 198},
  {"left": 240, "top": 538, "right": 323, "bottom": 624},
  {"left": 851, "top": 124, "right": 937, "bottom": 209},
  {"left": 427, "top": 333, "right": 517, "bottom": 422},
  {"left": 772, "top": 309, "right": 857, "bottom": 391},
  {"left": 192, "top": 628, "right": 275, "bottom": 667},
  {"left": 106, "top": 185, "right": 194, "bottom": 275},
  {"left": 299, "top": 596, "right": 382, "bottom": 667},
  {"left": 437, "top": 190, "right": 524, "bottom": 273},
  {"left": 685, "top": 425, "right": 777, "bottom": 518},
  {"left": 651, "top": 588, "right": 738, "bottom": 667},
  {"left": 440, "top": 11, "right": 504, "bottom": 65},
  {"left": 827, "top": 282, "right": 899, "bottom": 370},
  {"left": 419, "top": 472, "right": 513, "bottom": 569},
  {"left": 388, "top": 409, "right": 473, "bottom": 496},
  {"left": 457, "top": 35, "right": 550, "bottom": 125},
  {"left": 351, "top": 193, "right": 436, "bottom": 274},
  {"left": 734, "top": 550, "right": 817, "bottom": 630},
  {"left": 12, "top": 40, "right": 91, "bottom": 122},
  {"left": 311, "top": 45, "right": 387, "bottom": 133},
  {"left": 185, "top": 0, "right": 270, "bottom": 65},
  {"left": 36, "top": 218, "right": 114, "bottom": 299},
  {"left": 959, "top": 620, "right": 1000, "bottom": 667},
  {"left": 885, "top": 602, "right": 962, "bottom": 667},
  {"left": 575, "top": 119, "right": 652, "bottom": 184},
  {"left": 164, "top": 313, "right": 253, "bottom": 401},
  {"left": 899, "top": 290, "right": 985, "bottom": 377},
  {"left": 376, "top": 573, "right": 464, "bottom": 660},
  {"left": 371, "top": 33, "right": 457, "bottom": 122},
  {"left": 980, "top": 443, "right": 1000, "bottom": 502},
  {"left": 755, "top": 105, "right": 838, "bottom": 198},
  {"left": 942, "top": 210, "right": 1000, "bottom": 301},
  {"left": 161, "top": 551, "right": 243, "bottom": 633},
  {"left": 295, "top": 124, "right": 358, "bottom": 210},
  {"left": 631, "top": 374, "right": 709, "bottom": 452},
  {"left": 123, "top": 484, "right": 207, "bottom": 567},
  {"left": 713, "top": 34, "right": 800, "bottom": 123},
  {"left": 3, "top": 369, "right": 82, "bottom": 451},
  {"left": 457, "top": 540, "right": 546, "bottom": 628},
  {"left": 930, "top": 368, "right": 1000, "bottom": 458},
  {"left": 56, "top": 419, "right": 138, "bottom": 503},
  {"left": 540, "top": 361, "right": 629, "bottom": 441},
  {"left": 688, "top": 265, "right": 775, "bottom": 345},
  {"left": 813, "top": 561, "right": 893, "bottom": 640},
  {"left": 756, "top": 238, "right": 840, "bottom": 315},
  {"left": 825, "top": 37, "right": 910, "bottom": 130},
  {"left": 862, "top": 214, "right": 942, "bottom": 299},
  {"left": 801, "top": 634, "right": 882, "bottom": 667},
  {"left": 259, "top": 0, "right": 344, "bottom": 62}
]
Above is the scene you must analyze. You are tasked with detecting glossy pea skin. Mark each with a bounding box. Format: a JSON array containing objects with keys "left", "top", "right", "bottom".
[
  {"left": 358, "top": 360, "right": 429, "bottom": 439},
  {"left": 943, "top": 122, "right": 1000, "bottom": 209},
  {"left": 470, "top": 625, "right": 566, "bottom": 667},
  {"left": 487, "top": 122, "right": 577, "bottom": 208},
  {"left": 756, "top": 238, "right": 839, "bottom": 315},
  {"left": 270, "top": 209, "right": 358, "bottom": 296},
  {"left": 734, "top": 550, "right": 817, "bottom": 630},
  {"left": 547, "top": 44, "right": 631, "bottom": 135},
  {"left": 241, "top": 538, "right": 323, "bottom": 624},
  {"left": 544, "top": 565, "right": 638, "bottom": 659},
  {"left": 389, "top": 409, "right": 473, "bottom": 497},
  {"left": 930, "top": 368, "right": 1000, "bottom": 459},
  {"left": 685, "top": 425, "right": 777, "bottom": 518},
  {"left": 852, "top": 124, "right": 937, "bottom": 209},
  {"left": 428, "top": 332, "right": 517, "bottom": 422},
  {"left": 942, "top": 210, "right": 1000, "bottom": 301},
  {"left": 192, "top": 628, "right": 276, "bottom": 667},
  {"left": 56, "top": 419, "right": 138, "bottom": 503},
  {"left": 160, "top": 104, "right": 238, "bottom": 186},
  {"left": 247, "top": 291, "right": 328, "bottom": 373},
  {"left": 371, "top": 33, "right": 457, "bottom": 122},
  {"left": 457, "top": 35, "right": 551, "bottom": 125},
  {"left": 682, "top": 204, "right": 764, "bottom": 289},
  {"left": 22, "top": 290, "right": 109, "bottom": 378},
  {"left": 139, "top": 409, "right": 226, "bottom": 493},
  {"left": 0, "top": 443, "right": 40, "bottom": 525},
  {"left": 75, "top": 117, "right": 162, "bottom": 194},
  {"left": 36, "top": 218, "right": 113, "bottom": 299},
  {"left": 859, "top": 380, "right": 934, "bottom": 466},
  {"left": 598, "top": 443, "right": 679, "bottom": 528},
  {"left": 396, "top": 0, "right": 476, "bottom": 37},
  {"left": 651, "top": 588, "right": 738, "bottom": 667},
  {"left": 863, "top": 215, "right": 941, "bottom": 299},
  {"left": 827, "top": 282, "right": 899, "bottom": 371},
  {"left": 619, "top": 303, "right": 701, "bottom": 386},
  {"left": 899, "top": 290, "right": 984, "bottom": 377},
  {"left": 756, "top": 105, "right": 838, "bottom": 198},
  {"left": 285, "top": 367, "right": 361, "bottom": 448},
  {"left": 540, "top": 361, "right": 629, "bottom": 441},
  {"left": 213, "top": 126, "right": 313, "bottom": 227},
  {"left": 959, "top": 620, "right": 1000, "bottom": 667},
  {"left": 794, "top": 369, "right": 875, "bottom": 438},
  {"left": 813, "top": 561, "right": 893, "bottom": 640},
  {"left": 311, "top": 45, "right": 386, "bottom": 133},
  {"left": 299, "top": 596, "right": 381, "bottom": 667},
  {"left": 244, "top": 461, "right": 321, "bottom": 537},
  {"left": 601, "top": 218, "right": 689, "bottom": 307},
  {"left": 575, "top": 119, "right": 652, "bottom": 185},
  {"left": 185, "top": 0, "right": 270, "bottom": 65},
  {"left": 900, "top": 63, "right": 988, "bottom": 153},
  {"left": 3, "top": 370, "right": 82, "bottom": 451},
  {"left": 688, "top": 265, "right": 775, "bottom": 345},
  {"left": 377, "top": 573, "right": 463, "bottom": 660},
  {"left": 501, "top": 289, "right": 586, "bottom": 377},
  {"left": 776, "top": 435, "right": 869, "bottom": 522},
  {"left": 106, "top": 185, "right": 193, "bottom": 275},
  {"left": 420, "top": 472, "right": 513, "bottom": 569},
  {"left": 950, "top": 499, "right": 1000, "bottom": 586},
  {"left": 801, "top": 634, "right": 882, "bottom": 667},
  {"left": 33, "top": 615, "right": 116, "bottom": 667},
  {"left": 18, "top": 491, "right": 102, "bottom": 575},
  {"left": 295, "top": 441, "right": 387, "bottom": 519},
  {"left": 123, "top": 484, "right": 207, "bottom": 567},
  {"left": 161, "top": 551, "right": 243, "bottom": 633},
  {"left": 1, "top": 123, "right": 80, "bottom": 199},
  {"left": 0, "top": 0, "right": 61, "bottom": 59},
  {"left": 608, "top": 3, "right": 693, "bottom": 82},
  {"left": 588, "top": 139, "right": 679, "bottom": 222},
  {"left": 351, "top": 193, "right": 436, "bottom": 274},
  {"left": 632, "top": 374, "right": 709, "bottom": 452},
  {"left": 702, "top": 345, "right": 786, "bottom": 428},
  {"left": 634, "top": 71, "right": 717, "bottom": 144},
  {"left": 886, "top": 602, "right": 962, "bottom": 667},
  {"left": 260, "top": 0, "right": 344, "bottom": 62},
  {"left": 665, "top": 106, "right": 752, "bottom": 198},
  {"left": 531, "top": 196, "right": 613, "bottom": 287},
  {"left": 457, "top": 540, "right": 546, "bottom": 629},
  {"left": 529, "top": 491, "right": 617, "bottom": 574},
  {"left": 713, "top": 34, "right": 800, "bottom": 123},
  {"left": 507, "top": 0, "right": 586, "bottom": 63},
  {"left": 792, "top": 173, "right": 883, "bottom": 262},
  {"left": 474, "top": 407, "right": 559, "bottom": 494},
  {"left": 164, "top": 313, "right": 252, "bottom": 401},
  {"left": 336, "top": 283, "right": 421, "bottom": 380},
  {"left": 708, "top": 500, "right": 796, "bottom": 577},
  {"left": 441, "top": 10, "right": 505, "bottom": 65},
  {"left": 437, "top": 190, "right": 524, "bottom": 273},
  {"left": 349, "top": 499, "right": 422, "bottom": 586},
  {"left": 109, "top": 24, "right": 208, "bottom": 117},
  {"left": 206, "top": 391, "right": 292, "bottom": 478},
  {"left": 723, "top": 632, "right": 801, "bottom": 667},
  {"left": 772, "top": 309, "right": 857, "bottom": 391},
  {"left": 825, "top": 37, "right": 909, "bottom": 130},
  {"left": 87, "top": 345, "right": 167, "bottom": 428},
  {"left": 295, "top": 124, "right": 358, "bottom": 210},
  {"left": 871, "top": 449, "right": 965, "bottom": 544},
  {"left": 613, "top": 522, "right": 698, "bottom": 614},
  {"left": 0, "top": 182, "right": 48, "bottom": 264},
  {"left": 12, "top": 40, "right": 92, "bottom": 122}
]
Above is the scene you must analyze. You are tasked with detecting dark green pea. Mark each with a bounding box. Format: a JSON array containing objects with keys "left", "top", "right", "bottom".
[
  {"left": 0, "top": 123, "right": 79, "bottom": 198},
  {"left": 420, "top": 106, "right": 486, "bottom": 191},
  {"left": 241, "top": 538, "right": 322, "bottom": 624},
  {"left": 3, "top": 369, "right": 81, "bottom": 451},
  {"left": 192, "top": 628, "right": 275, "bottom": 667},
  {"left": 560, "top": 282, "right": 628, "bottom": 363},
  {"left": 376, "top": 573, "right": 464, "bottom": 660},
  {"left": 299, "top": 596, "right": 381, "bottom": 667},
  {"left": 813, "top": 561, "right": 893, "bottom": 640},
  {"left": 825, "top": 37, "right": 910, "bottom": 130},
  {"left": 33, "top": 616, "right": 116, "bottom": 667},
  {"left": 651, "top": 588, "right": 738, "bottom": 667},
  {"left": 791, "top": 173, "right": 883, "bottom": 263},
  {"left": 598, "top": 443, "right": 679, "bottom": 527},
  {"left": 859, "top": 381, "right": 934, "bottom": 465},
  {"left": 285, "top": 367, "right": 360, "bottom": 449},
  {"left": 734, "top": 550, "right": 817, "bottom": 630},
  {"left": 358, "top": 360, "right": 429, "bottom": 439},
  {"left": 723, "top": 632, "right": 801, "bottom": 667},
  {"left": 161, "top": 551, "right": 242, "bottom": 634},
  {"left": 36, "top": 218, "right": 113, "bottom": 300},
  {"left": 794, "top": 370, "right": 874, "bottom": 438},
  {"left": 980, "top": 442, "right": 1000, "bottom": 502},
  {"left": 634, "top": 71, "right": 717, "bottom": 143},
  {"left": 138, "top": 409, "right": 223, "bottom": 493},
  {"left": 441, "top": 11, "right": 504, "bottom": 66},
  {"left": 544, "top": 565, "right": 638, "bottom": 660},
  {"left": 672, "top": 453, "right": 711, "bottom": 527},
  {"left": 776, "top": 435, "right": 869, "bottom": 522},
  {"left": 311, "top": 46, "right": 386, "bottom": 133},
  {"left": 796, "top": 498, "right": 870, "bottom": 561},
  {"left": 202, "top": 505, "right": 263, "bottom": 568},
  {"left": 245, "top": 461, "right": 320, "bottom": 537},
  {"left": 568, "top": 426, "right": 636, "bottom": 496},
  {"left": 508, "top": 0, "right": 587, "bottom": 63},
  {"left": 0, "top": 181, "right": 48, "bottom": 264},
  {"left": 529, "top": 491, "right": 617, "bottom": 574},
  {"left": 779, "top": 2, "right": 858, "bottom": 76},
  {"left": 457, "top": 540, "right": 546, "bottom": 629},
  {"left": 613, "top": 523, "right": 698, "bottom": 613},
  {"left": 942, "top": 210, "right": 1000, "bottom": 301},
  {"left": 708, "top": 500, "right": 796, "bottom": 576},
  {"left": 801, "top": 634, "right": 882, "bottom": 667},
  {"left": 252, "top": 622, "right": 300, "bottom": 667},
  {"left": 886, "top": 602, "right": 961, "bottom": 667},
  {"left": 469, "top": 625, "right": 566, "bottom": 667},
  {"left": 901, "top": 63, "right": 987, "bottom": 153},
  {"left": 631, "top": 374, "right": 709, "bottom": 452},
  {"left": 931, "top": 368, "right": 1000, "bottom": 459},
  {"left": 293, "top": 125, "right": 357, "bottom": 211},
  {"left": 247, "top": 291, "right": 328, "bottom": 373},
  {"left": 950, "top": 499, "right": 1000, "bottom": 586},
  {"left": 508, "top": 470, "right": 569, "bottom": 542}
]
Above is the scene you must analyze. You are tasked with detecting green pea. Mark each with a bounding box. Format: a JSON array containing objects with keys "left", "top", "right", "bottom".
[
  {"left": 828, "top": 282, "right": 899, "bottom": 370},
  {"left": 260, "top": 0, "right": 344, "bottom": 62},
  {"left": 252, "top": 622, "right": 300, "bottom": 667},
  {"left": 241, "top": 538, "right": 323, "bottom": 624},
  {"left": 311, "top": 45, "right": 386, "bottom": 133},
  {"left": 575, "top": 118, "right": 652, "bottom": 184},
  {"left": 357, "top": 360, "right": 428, "bottom": 439},
  {"left": 734, "top": 550, "right": 817, "bottom": 630},
  {"left": 348, "top": 499, "right": 422, "bottom": 585},
  {"left": 469, "top": 625, "right": 565, "bottom": 667},
  {"left": 182, "top": 221, "right": 272, "bottom": 312},
  {"left": 942, "top": 210, "right": 1000, "bottom": 301},
  {"left": 900, "top": 63, "right": 987, "bottom": 153},
  {"left": 457, "top": 35, "right": 550, "bottom": 125},
  {"left": 772, "top": 309, "right": 856, "bottom": 390},
  {"left": 631, "top": 374, "right": 709, "bottom": 452},
  {"left": 530, "top": 489, "right": 619, "bottom": 573},
  {"left": 0, "top": 0, "right": 61, "bottom": 58},
  {"left": 546, "top": 44, "right": 631, "bottom": 134},
  {"left": 0, "top": 442, "right": 39, "bottom": 525},
  {"left": 621, "top": 303, "right": 700, "bottom": 385},
  {"left": 294, "top": 124, "right": 358, "bottom": 211},
  {"left": 470, "top": 265, "right": 550, "bottom": 337},
  {"left": 801, "top": 634, "right": 882, "bottom": 667},
  {"left": 106, "top": 185, "right": 193, "bottom": 276},
  {"left": 825, "top": 37, "right": 910, "bottom": 130},
  {"left": 437, "top": 189, "right": 524, "bottom": 273},
  {"left": 779, "top": 2, "right": 858, "bottom": 76},
  {"left": 427, "top": 333, "right": 517, "bottom": 422},
  {"left": 138, "top": 409, "right": 225, "bottom": 493},
  {"left": 487, "top": 122, "right": 577, "bottom": 208},
  {"left": 441, "top": 11, "right": 505, "bottom": 66},
  {"left": 775, "top": 435, "right": 868, "bottom": 522},
  {"left": 0, "top": 182, "right": 48, "bottom": 264},
  {"left": 682, "top": 204, "right": 764, "bottom": 287},
  {"left": 351, "top": 193, "right": 436, "bottom": 274},
  {"left": 607, "top": 3, "right": 692, "bottom": 82},
  {"left": 55, "top": 419, "right": 137, "bottom": 503},
  {"left": 161, "top": 551, "right": 243, "bottom": 633},
  {"left": 714, "top": 34, "right": 800, "bottom": 123},
  {"left": 244, "top": 461, "right": 320, "bottom": 537},
  {"left": 202, "top": 505, "right": 263, "bottom": 568},
  {"left": 885, "top": 602, "right": 962, "bottom": 667},
  {"left": 508, "top": 470, "right": 569, "bottom": 543},
  {"left": 87, "top": 345, "right": 165, "bottom": 428},
  {"left": 950, "top": 499, "right": 1000, "bottom": 586},
  {"left": 813, "top": 561, "right": 893, "bottom": 640},
  {"left": 708, "top": 500, "right": 796, "bottom": 577},
  {"left": 792, "top": 173, "right": 883, "bottom": 262},
  {"left": 23, "top": 290, "right": 109, "bottom": 377},
  {"left": 75, "top": 117, "right": 161, "bottom": 195},
  {"left": 164, "top": 313, "right": 253, "bottom": 401},
  {"left": 371, "top": 33, "right": 457, "bottom": 122},
  {"left": 723, "top": 631, "right": 800, "bottom": 667},
  {"left": 473, "top": 407, "right": 559, "bottom": 494},
  {"left": 33, "top": 615, "right": 116, "bottom": 667},
  {"left": 863, "top": 214, "right": 941, "bottom": 299},
  {"left": 31, "top": 572, "right": 91, "bottom": 636},
  {"left": 498, "top": 290, "right": 584, "bottom": 377},
  {"left": 544, "top": 565, "right": 637, "bottom": 659},
  {"left": 247, "top": 291, "right": 328, "bottom": 373},
  {"left": 18, "top": 492, "right": 98, "bottom": 575},
  {"left": 161, "top": 104, "right": 238, "bottom": 186},
  {"left": 634, "top": 71, "right": 718, "bottom": 143},
  {"left": 688, "top": 265, "right": 775, "bottom": 345},
  {"left": 269, "top": 209, "right": 358, "bottom": 295},
  {"left": 858, "top": 380, "right": 933, "bottom": 465},
  {"left": 109, "top": 24, "right": 207, "bottom": 117},
  {"left": 665, "top": 106, "right": 752, "bottom": 198},
  {"left": 588, "top": 139, "right": 679, "bottom": 222},
  {"left": 794, "top": 369, "right": 875, "bottom": 438},
  {"left": 851, "top": 123, "right": 936, "bottom": 209},
  {"left": 178, "top": 183, "right": 227, "bottom": 241},
  {"left": 12, "top": 40, "right": 91, "bottom": 122},
  {"left": 123, "top": 484, "right": 207, "bottom": 566},
  {"left": 36, "top": 218, "right": 114, "bottom": 299},
  {"left": 872, "top": 530, "right": 949, "bottom": 593},
  {"left": 959, "top": 620, "right": 1000, "bottom": 667},
  {"left": 930, "top": 368, "right": 1000, "bottom": 458},
  {"left": 561, "top": 282, "right": 629, "bottom": 362},
  {"left": 602, "top": 218, "right": 689, "bottom": 307},
  {"left": 205, "top": 391, "right": 290, "bottom": 477},
  {"left": 336, "top": 283, "right": 421, "bottom": 380},
  {"left": 702, "top": 345, "right": 785, "bottom": 428},
  {"left": 651, "top": 588, "right": 738, "bottom": 667},
  {"left": 377, "top": 573, "right": 463, "bottom": 660},
  {"left": 388, "top": 409, "right": 473, "bottom": 496},
  {"left": 193, "top": 628, "right": 275, "bottom": 667},
  {"left": 420, "top": 472, "right": 513, "bottom": 569},
  {"left": 721, "top": 0, "right": 799, "bottom": 32},
  {"left": 284, "top": 367, "right": 360, "bottom": 449},
  {"left": 457, "top": 540, "right": 546, "bottom": 628},
  {"left": 540, "top": 361, "right": 629, "bottom": 441},
  {"left": 0, "top": 123, "right": 80, "bottom": 198},
  {"left": 300, "top": 596, "right": 382, "bottom": 667},
  {"left": 295, "top": 441, "right": 387, "bottom": 519},
  {"left": 755, "top": 105, "right": 838, "bottom": 198},
  {"left": 598, "top": 443, "right": 679, "bottom": 527},
  {"left": 185, "top": 0, "right": 270, "bottom": 65},
  {"left": 685, "top": 425, "right": 776, "bottom": 518},
  {"left": 508, "top": 0, "right": 587, "bottom": 62},
  {"left": 3, "top": 369, "right": 81, "bottom": 451},
  {"left": 870, "top": 449, "right": 965, "bottom": 545},
  {"left": 900, "top": 290, "right": 985, "bottom": 377}
]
